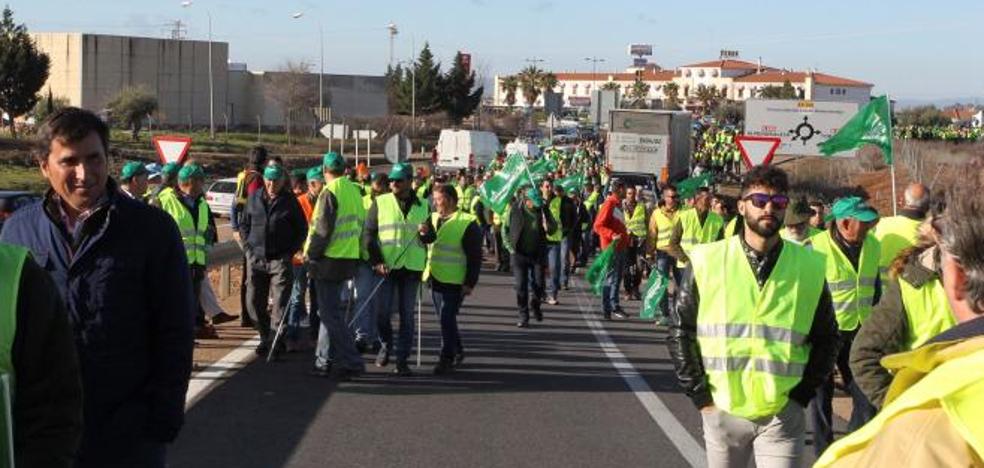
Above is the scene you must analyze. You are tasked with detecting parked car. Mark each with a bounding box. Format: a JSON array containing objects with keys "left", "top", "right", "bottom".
[
  {"left": 0, "top": 191, "right": 40, "bottom": 232},
  {"left": 205, "top": 178, "right": 237, "bottom": 218}
]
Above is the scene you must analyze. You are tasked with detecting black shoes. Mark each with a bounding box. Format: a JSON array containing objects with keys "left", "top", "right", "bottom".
[
  {"left": 255, "top": 341, "right": 270, "bottom": 357},
  {"left": 433, "top": 358, "right": 455, "bottom": 375},
  {"left": 309, "top": 363, "right": 333, "bottom": 378},
  {"left": 453, "top": 351, "right": 465, "bottom": 367},
  {"left": 333, "top": 367, "right": 363, "bottom": 382},
  {"left": 393, "top": 361, "right": 413, "bottom": 377},
  {"left": 533, "top": 310, "right": 543, "bottom": 322},
  {"left": 354, "top": 338, "right": 368, "bottom": 354},
  {"left": 603, "top": 311, "right": 612, "bottom": 321},
  {"left": 612, "top": 308, "right": 629, "bottom": 320},
  {"left": 516, "top": 320, "right": 529, "bottom": 328},
  {"left": 375, "top": 346, "right": 390, "bottom": 367}
]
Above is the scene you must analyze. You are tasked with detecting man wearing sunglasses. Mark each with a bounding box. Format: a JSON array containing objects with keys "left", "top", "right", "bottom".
[
  {"left": 807, "top": 196, "right": 882, "bottom": 456},
  {"left": 668, "top": 165, "right": 839, "bottom": 467}
]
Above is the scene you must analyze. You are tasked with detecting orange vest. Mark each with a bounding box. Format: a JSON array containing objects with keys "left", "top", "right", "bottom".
[{"left": 294, "top": 193, "right": 316, "bottom": 265}]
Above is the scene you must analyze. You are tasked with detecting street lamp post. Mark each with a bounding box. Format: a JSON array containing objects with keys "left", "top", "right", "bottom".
[
  {"left": 292, "top": 12, "right": 325, "bottom": 120},
  {"left": 584, "top": 56, "right": 605, "bottom": 93},
  {"left": 181, "top": 1, "right": 215, "bottom": 139}
]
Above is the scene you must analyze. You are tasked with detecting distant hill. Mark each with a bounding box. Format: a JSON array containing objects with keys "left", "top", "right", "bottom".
[{"left": 895, "top": 97, "right": 984, "bottom": 109}]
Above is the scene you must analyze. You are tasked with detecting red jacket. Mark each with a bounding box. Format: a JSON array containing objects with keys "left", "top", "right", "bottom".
[{"left": 593, "top": 194, "right": 629, "bottom": 251}]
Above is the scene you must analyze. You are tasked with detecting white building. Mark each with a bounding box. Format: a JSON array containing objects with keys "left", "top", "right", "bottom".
[{"left": 493, "top": 59, "right": 872, "bottom": 109}]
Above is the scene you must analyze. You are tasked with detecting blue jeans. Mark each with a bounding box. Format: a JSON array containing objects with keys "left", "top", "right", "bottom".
[
  {"left": 810, "top": 328, "right": 876, "bottom": 456},
  {"left": 602, "top": 248, "right": 626, "bottom": 313},
  {"left": 546, "top": 240, "right": 568, "bottom": 298},
  {"left": 351, "top": 263, "right": 381, "bottom": 343},
  {"left": 432, "top": 288, "right": 464, "bottom": 359},
  {"left": 286, "top": 264, "right": 311, "bottom": 340},
  {"left": 314, "top": 279, "right": 364, "bottom": 371},
  {"left": 377, "top": 274, "right": 420, "bottom": 363}
]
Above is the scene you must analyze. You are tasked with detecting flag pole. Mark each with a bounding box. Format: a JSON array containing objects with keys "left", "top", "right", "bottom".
[{"left": 887, "top": 94, "right": 898, "bottom": 216}]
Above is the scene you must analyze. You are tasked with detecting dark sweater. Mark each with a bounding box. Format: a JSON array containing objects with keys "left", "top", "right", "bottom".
[{"left": 240, "top": 188, "right": 307, "bottom": 260}]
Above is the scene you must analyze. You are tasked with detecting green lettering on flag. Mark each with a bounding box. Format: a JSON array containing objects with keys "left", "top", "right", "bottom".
[
  {"left": 477, "top": 153, "right": 529, "bottom": 215},
  {"left": 818, "top": 95, "right": 893, "bottom": 165},
  {"left": 640, "top": 269, "right": 668, "bottom": 319}
]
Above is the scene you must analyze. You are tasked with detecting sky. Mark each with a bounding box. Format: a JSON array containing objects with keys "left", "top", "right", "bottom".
[{"left": 11, "top": 0, "right": 984, "bottom": 101}]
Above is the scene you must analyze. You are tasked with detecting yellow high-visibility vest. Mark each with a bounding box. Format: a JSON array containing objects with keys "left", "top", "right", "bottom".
[
  {"left": 159, "top": 190, "right": 211, "bottom": 266},
  {"left": 810, "top": 231, "right": 881, "bottom": 331},
  {"left": 874, "top": 215, "right": 923, "bottom": 281},
  {"left": 423, "top": 211, "right": 476, "bottom": 285},
  {"left": 305, "top": 177, "right": 365, "bottom": 259},
  {"left": 375, "top": 193, "right": 428, "bottom": 271}
]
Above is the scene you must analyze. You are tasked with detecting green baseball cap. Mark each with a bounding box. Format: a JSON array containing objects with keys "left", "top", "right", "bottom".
[
  {"left": 322, "top": 151, "right": 345, "bottom": 171},
  {"left": 388, "top": 163, "right": 412, "bottom": 181},
  {"left": 178, "top": 164, "right": 205, "bottom": 182},
  {"left": 263, "top": 164, "right": 286, "bottom": 181},
  {"left": 161, "top": 162, "right": 181, "bottom": 177},
  {"left": 306, "top": 166, "right": 324, "bottom": 182},
  {"left": 120, "top": 161, "right": 148, "bottom": 181},
  {"left": 290, "top": 168, "right": 308, "bottom": 179},
  {"left": 827, "top": 196, "right": 878, "bottom": 223}
]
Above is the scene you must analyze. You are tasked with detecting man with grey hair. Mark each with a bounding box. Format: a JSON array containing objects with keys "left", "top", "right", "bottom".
[
  {"left": 815, "top": 167, "right": 984, "bottom": 467},
  {"left": 873, "top": 182, "right": 931, "bottom": 282}
]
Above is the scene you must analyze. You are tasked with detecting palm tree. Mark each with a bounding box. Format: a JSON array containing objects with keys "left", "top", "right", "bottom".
[
  {"left": 540, "top": 72, "right": 558, "bottom": 95},
  {"left": 628, "top": 78, "right": 651, "bottom": 108},
  {"left": 501, "top": 75, "right": 519, "bottom": 108},
  {"left": 662, "top": 82, "right": 681, "bottom": 110},
  {"left": 600, "top": 81, "right": 620, "bottom": 91},
  {"left": 694, "top": 84, "right": 722, "bottom": 114},
  {"left": 517, "top": 66, "right": 542, "bottom": 108}
]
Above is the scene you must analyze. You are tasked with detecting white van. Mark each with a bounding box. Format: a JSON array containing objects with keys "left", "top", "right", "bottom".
[
  {"left": 435, "top": 130, "right": 500, "bottom": 170},
  {"left": 505, "top": 139, "right": 541, "bottom": 159}
]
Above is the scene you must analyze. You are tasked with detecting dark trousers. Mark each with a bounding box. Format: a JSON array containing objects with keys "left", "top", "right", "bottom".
[
  {"left": 245, "top": 253, "right": 294, "bottom": 345},
  {"left": 623, "top": 239, "right": 643, "bottom": 295},
  {"left": 494, "top": 229, "right": 509, "bottom": 268},
  {"left": 190, "top": 265, "right": 206, "bottom": 326},
  {"left": 432, "top": 288, "right": 464, "bottom": 359},
  {"left": 239, "top": 254, "right": 251, "bottom": 325},
  {"left": 511, "top": 252, "right": 545, "bottom": 321},
  {"left": 810, "top": 328, "right": 877, "bottom": 456}
]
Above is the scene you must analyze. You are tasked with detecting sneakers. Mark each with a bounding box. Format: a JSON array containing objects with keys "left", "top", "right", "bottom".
[
  {"left": 433, "top": 358, "right": 455, "bottom": 375},
  {"left": 393, "top": 361, "right": 413, "bottom": 377},
  {"left": 516, "top": 320, "right": 529, "bottom": 328},
  {"left": 375, "top": 346, "right": 390, "bottom": 367},
  {"left": 211, "top": 312, "right": 239, "bottom": 326},
  {"left": 309, "top": 362, "right": 332, "bottom": 378},
  {"left": 195, "top": 324, "right": 219, "bottom": 340},
  {"left": 546, "top": 297, "right": 559, "bottom": 306},
  {"left": 612, "top": 308, "right": 629, "bottom": 320}
]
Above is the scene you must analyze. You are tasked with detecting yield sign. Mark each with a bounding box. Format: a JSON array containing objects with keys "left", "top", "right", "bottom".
[
  {"left": 736, "top": 135, "right": 781, "bottom": 169},
  {"left": 152, "top": 135, "right": 192, "bottom": 165}
]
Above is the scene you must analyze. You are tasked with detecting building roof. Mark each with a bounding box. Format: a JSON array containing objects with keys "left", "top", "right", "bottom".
[
  {"left": 943, "top": 107, "right": 979, "bottom": 121},
  {"left": 732, "top": 70, "right": 871, "bottom": 87},
  {"left": 553, "top": 70, "right": 677, "bottom": 82},
  {"left": 680, "top": 59, "right": 764, "bottom": 70}
]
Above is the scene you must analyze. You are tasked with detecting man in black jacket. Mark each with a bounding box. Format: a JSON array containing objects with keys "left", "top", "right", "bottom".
[
  {"left": 3, "top": 246, "right": 82, "bottom": 468},
  {"left": 666, "top": 166, "right": 839, "bottom": 467},
  {"left": 240, "top": 164, "right": 308, "bottom": 357},
  {"left": 507, "top": 187, "right": 557, "bottom": 328}
]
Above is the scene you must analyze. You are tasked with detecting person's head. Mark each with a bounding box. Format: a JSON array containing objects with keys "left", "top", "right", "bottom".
[
  {"left": 161, "top": 162, "right": 180, "bottom": 188},
  {"left": 267, "top": 156, "right": 284, "bottom": 168},
  {"left": 290, "top": 169, "right": 307, "bottom": 195},
  {"left": 737, "top": 165, "right": 790, "bottom": 239},
  {"left": 433, "top": 183, "right": 458, "bottom": 214},
  {"left": 610, "top": 179, "right": 626, "bottom": 200},
  {"left": 585, "top": 181, "right": 595, "bottom": 194},
  {"left": 808, "top": 201, "right": 826, "bottom": 229},
  {"left": 903, "top": 182, "right": 930, "bottom": 214},
  {"left": 306, "top": 166, "right": 324, "bottom": 196},
  {"left": 34, "top": 107, "right": 110, "bottom": 214},
  {"left": 356, "top": 162, "right": 370, "bottom": 182},
  {"left": 248, "top": 146, "right": 268, "bottom": 170},
  {"left": 829, "top": 196, "right": 879, "bottom": 244},
  {"left": 322, "top": 152, "right": 345, "bottom": 181},
  {"left": 177, "top": 164, "right": 206, "bottom": 197},
  {"left": 784, "top": 199, "right": 814, "bottom": 240},
  {"left": 662, "top": 184, "right": 679, "bottom": 210},
  {"left": 710, "top": 195, "right": 730, "bottom": 218},
  {"left": 371, "top": 172, "right": 390, "bottom": 196},
  {"left": 625, "top": 186, "right": 637, "bottom": 203},
  {"left": 388, "top": 163, "right": 412, "bottom": 198},
  {"left": 552, "top": 181, "right": 566, "bottom": 198},
  {"left": 120, "top": 161, "right": 149, "bottom": 196},
  {"left": 937, "top": 169, "right": 984, "bottom": 322},
  {"left": 693, "top": 187, "right": 713, "bottom": 214},
  {"left": 263, "top": 164, "right": 287, "bottom": 197}
]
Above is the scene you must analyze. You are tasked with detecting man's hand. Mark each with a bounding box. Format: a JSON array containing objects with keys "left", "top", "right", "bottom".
[
  {"left": 462, "top": 285, "right": 473, "bottom": 296},
  {"left": 612, "top": 234, "right": 622, "bottom": 242},
  {"left": 233, "top": 231, "right": 243, "bottom": 248},
  {"left": 700, "top": 405, "right": 717, "bottom": 415},
  {"left": 419, "top": 222, "right": 431, "bottom": 236},
  {"left": 373, "top": 263, "right": 389, "bottom": 276}
]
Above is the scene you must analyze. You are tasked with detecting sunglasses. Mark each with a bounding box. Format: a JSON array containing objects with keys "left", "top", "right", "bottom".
[{"left": 742, "top": 193, "right": 790, "bottom": 210}]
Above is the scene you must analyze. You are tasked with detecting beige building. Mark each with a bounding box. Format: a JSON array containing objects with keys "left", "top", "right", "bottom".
[
  {"left": 29, "top": 32, "right": 387, "bottom": 129},
  {"left": 493, "top": 58, "right": 873, "bottom": 109}
]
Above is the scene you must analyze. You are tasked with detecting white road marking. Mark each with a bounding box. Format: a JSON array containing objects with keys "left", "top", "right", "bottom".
[
  {"left": 570, "top": 277, "right": 707, "bottom": 468},
  {"left": 185, "top": 336, "right": 261, "bottom": 409}
]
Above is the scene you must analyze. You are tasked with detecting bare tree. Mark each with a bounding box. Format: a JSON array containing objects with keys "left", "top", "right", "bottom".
[{"left": 266, "top": 60, "right": 319, "bottom": 145}]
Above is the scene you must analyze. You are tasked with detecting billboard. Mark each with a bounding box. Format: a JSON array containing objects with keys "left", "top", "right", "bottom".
[
  {"left": 628, "top": 44, "right": 653, "bottom": 56},
  {"left": 744, "top": 99, "right": 860, "bottom": 157},
  {"left": 632, "top": 58, "right": 649, "bottom": 68}
]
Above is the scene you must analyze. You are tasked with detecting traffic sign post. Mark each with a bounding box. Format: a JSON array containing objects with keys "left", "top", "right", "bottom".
[
  {"left": 152, "top": 135, "right": 193, "bottom": 165},
  {"left": 736, "top": 135, "right": 781, "bottom": 169}
]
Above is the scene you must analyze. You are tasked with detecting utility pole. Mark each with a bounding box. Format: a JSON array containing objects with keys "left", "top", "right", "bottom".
[
  {"left": 584, "top": 56, "right": 605, "bottom": 93},
  {"left": 387, "top": 22, "right": 398, "bottom": 67}
]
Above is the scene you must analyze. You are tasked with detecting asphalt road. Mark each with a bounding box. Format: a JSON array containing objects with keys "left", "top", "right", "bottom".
[{"left": 173, "top": 264, "right": 843, "bottom": 467}]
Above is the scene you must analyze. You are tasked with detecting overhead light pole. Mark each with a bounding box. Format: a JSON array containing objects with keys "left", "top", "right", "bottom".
[
  {"left": 292, "top": 12, "right": 324, "bottom": 116},
  {"left": 585, "top": 56, "right": 605, "bottom": 92},
  {"left": 181, "top": 1, "right": 215, "bottom": 139}
]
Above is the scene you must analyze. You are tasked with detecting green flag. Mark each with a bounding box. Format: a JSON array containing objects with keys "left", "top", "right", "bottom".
[
  {"left": 527, "top": 157, "right": 557, "bottom": 180},
  {"left": 554, "top": 173, "right": 583, "bottom": 193},
  {"left": 585, "top": 244, "right": 616, "bottom": 296},
  {"left": 675, "top": 172, "right": 713, "bottom": 199},
  {"left": 477, "top": 153, "right": 528, "bottom": 215},
  {"left": 640, "top": 269, "right": 668, "bottom": 319},
  {"left": 1, "top": 374, "right": 12, "bottom": 468},
  {"left": 818, "top": 95, "right": 893, "bottom": 164}
]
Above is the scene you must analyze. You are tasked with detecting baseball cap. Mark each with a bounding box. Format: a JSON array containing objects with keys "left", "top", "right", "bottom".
[
  {"left": 263, "top": 165, "right": 286, "bottom": 181},
  {"left": 827, "top": 196, "right": 878, "bottom": 223},
  {"left": 306, "top": 166, "right": 324, "bottom": 182},
  {"left": 322, "top": 151, "right": 345, "bottom": 171},
  {"left": 161, "top": 162, "right": 181, "bottom": 178},
  {"left": 120, "top": 161, "right": 148, "bottom": 181},
  {"left": 388, "top": 163, "right": 412, "bottom": 181},
  {"left": 178, "top": 164, "right": 205, "bottom": 182}
]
